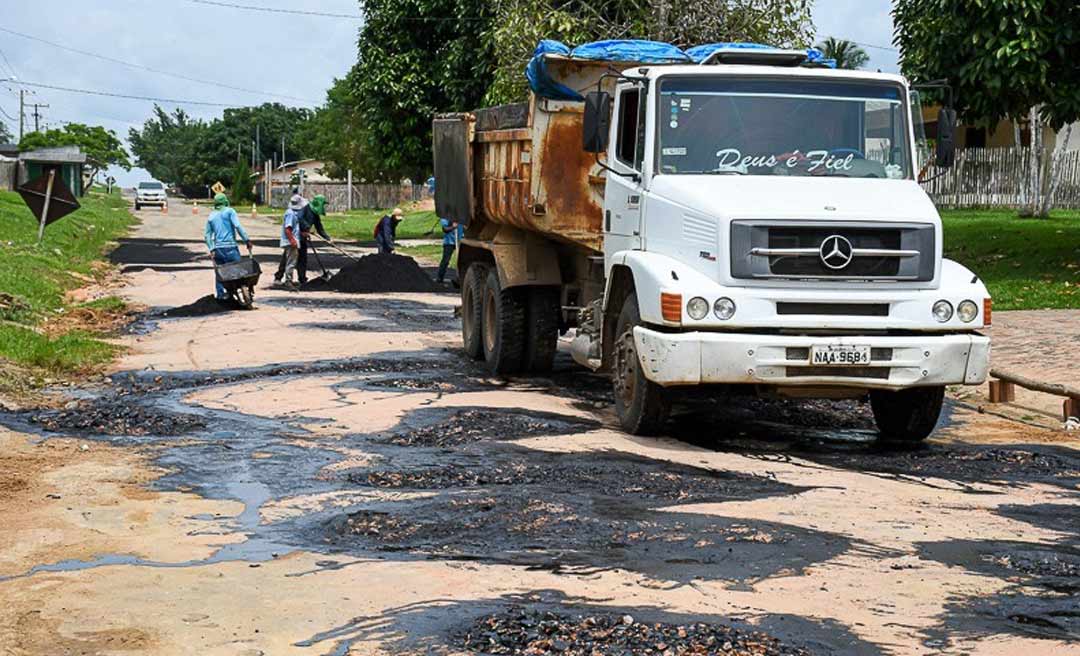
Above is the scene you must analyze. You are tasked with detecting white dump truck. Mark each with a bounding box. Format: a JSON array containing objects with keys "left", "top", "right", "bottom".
[{"left": 433, "top": 45, "right": 990, "bottom": 441}]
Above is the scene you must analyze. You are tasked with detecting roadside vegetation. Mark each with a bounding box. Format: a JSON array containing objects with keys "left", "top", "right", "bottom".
[
  {"left": 941, "top": 209, "right": 1080, "bottom": 311},
  {"left": 0, "top": 188, "right": 134, "bottom": 392}
]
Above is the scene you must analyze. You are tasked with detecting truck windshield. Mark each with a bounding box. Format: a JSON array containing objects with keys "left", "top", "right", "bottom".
[{"left": 658, "top": 77, "right": 912, "bottom": 179}]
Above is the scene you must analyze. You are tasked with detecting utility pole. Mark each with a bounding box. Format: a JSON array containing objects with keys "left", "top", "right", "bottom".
[
  {"left": 18, "top": 89, "right": 24, "bottom": 141},
  {"left": 281, "top": 136, "right": 285, "bottom": 164},
  {"left": 255, "top": 124, "right": 260, "bottom": 163},
  {"left": 30, "top": 103, "right": 49, "bottom": 133}
]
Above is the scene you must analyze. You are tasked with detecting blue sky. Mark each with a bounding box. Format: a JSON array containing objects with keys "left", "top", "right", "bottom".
[{"left": 0, "top": 0, "right": 898, "bottom": 187}]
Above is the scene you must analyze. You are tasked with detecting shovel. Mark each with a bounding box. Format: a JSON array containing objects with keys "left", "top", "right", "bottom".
[
  {"left": 307, "top": 243, "right": 334, "bottom": 282},
  {"left": 319, "top": 238, "right": 360, "bottom": 262}
]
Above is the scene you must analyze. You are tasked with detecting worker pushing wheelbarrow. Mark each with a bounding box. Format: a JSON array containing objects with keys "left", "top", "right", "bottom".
[
  {"left": 215, "top": 253, "right": 261, "bottom": 308},
  {"left": 204, "top": 192, "right": 259, "bottom": 308}
]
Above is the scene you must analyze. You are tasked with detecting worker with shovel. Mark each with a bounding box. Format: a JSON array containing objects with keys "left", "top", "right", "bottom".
[
  {"left": 297, "top": 194, "right": 332, "bottom": 285},
  {"left": 204, "top": 193, "right": 252, "bottom": 301}
]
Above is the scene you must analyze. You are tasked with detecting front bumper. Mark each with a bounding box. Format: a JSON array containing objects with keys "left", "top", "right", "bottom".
[{"left": 633, "top": 328, "right": 990, "bottom": 389}]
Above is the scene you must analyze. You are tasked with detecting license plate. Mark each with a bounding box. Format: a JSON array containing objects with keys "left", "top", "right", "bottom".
[{"left": 810, "top": 344, "right": 871, "bottom": 366}]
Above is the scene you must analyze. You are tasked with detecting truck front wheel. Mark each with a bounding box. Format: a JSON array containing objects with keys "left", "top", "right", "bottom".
[
  {"left": 870, "top": 386, "right": 945, "bottom": 443},
  {"left": 612, "top": 295, "right": 670, "bottom": 435},
  {"left": 481, "top": 268, "right": 526, "bottom": 374},
  {"left": 461, "top": 264, "right": 488, "bottom": 360}
]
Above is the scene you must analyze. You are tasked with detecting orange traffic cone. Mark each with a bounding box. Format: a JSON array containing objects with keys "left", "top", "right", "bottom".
[
  {"left": 251, "top": 204, "right": 257, "bottom": 218},
  {"left": 161, "top": 203, "right": 168, "bottom": 214},
  {"left": 192, "top": 201, "right": 198, "bottom": 215}
]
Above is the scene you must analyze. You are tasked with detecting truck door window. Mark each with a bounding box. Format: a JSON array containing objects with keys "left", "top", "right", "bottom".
[{"left": 615, "top": 89, "right": 641, "bottom": 170}]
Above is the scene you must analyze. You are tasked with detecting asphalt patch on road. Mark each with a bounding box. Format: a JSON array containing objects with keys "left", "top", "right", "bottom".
[
  {"left": 460, "top": 607, "right": 811, "bottom": 655},
  {"left": 379, "top": 407, "right": 600, "bottom": 447},
  {"left": 323, "top": 406, "right": 838, "bottom": 583},
  {"left": 22, "top": 398, "right": 207, "bottom": 436},
  {"left": 293, "top": 590, "right": 883, "bottom": 655}
]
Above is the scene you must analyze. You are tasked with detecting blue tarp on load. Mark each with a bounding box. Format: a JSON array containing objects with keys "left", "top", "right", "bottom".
[
  {"left": 686, "top": 42, "right": 835, "bottom": 68},
  {"left": 525, "top": 40, "right": 581, "bottom": 101},
  {"left": 569, "top": 39, "right": 691, "bottom": 64},
  {"left": 526, "top": 39, "right": 833, "bottom": 100}
]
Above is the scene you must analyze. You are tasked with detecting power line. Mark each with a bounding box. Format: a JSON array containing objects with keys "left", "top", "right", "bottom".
[
  {"left": 0, "top": 26, "right": 320, "bottom": 105},
  {"left": 0, "top": 45, "right": 17, "bottom": 79},
  {"left": 187, "top": 0, "right": 361, "bottom": 19},
  {"left": 9, "top": 80, "right": 240, "bottom": 108},
  {"left": 822, "top": 35, "right": 898, "bottom": 53},
  {"left": 186, "top": 0, "right": 486, "bottom": 21}
]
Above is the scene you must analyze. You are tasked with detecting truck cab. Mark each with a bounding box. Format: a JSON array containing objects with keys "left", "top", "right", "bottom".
[
  {"left": 588, "top": 53, "right": 988, "bottom": 438},
  {"left": 435, "top": 44, "right": 988, "bottom": 443}
]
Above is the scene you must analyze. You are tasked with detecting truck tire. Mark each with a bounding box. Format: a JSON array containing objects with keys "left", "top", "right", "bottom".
[
  {"left": 481, "top": 267, "right": 526, "bottom": 374},
  {"left": 612, "top": 295, "right": 670, "bottom": 435},
  {"left": 523, "top": 287, "right": 560, "bottom": 374},
  {"left": 870, "top": 386, "right": 945, "bottom": 443},
  {"left": 461, "top": 264, "right": 488, "bottom": 360}
]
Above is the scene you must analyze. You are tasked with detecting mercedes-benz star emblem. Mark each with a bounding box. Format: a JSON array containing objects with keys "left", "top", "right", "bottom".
[{"left": 819, "top": 235, "right": 854, "bottom": 270}]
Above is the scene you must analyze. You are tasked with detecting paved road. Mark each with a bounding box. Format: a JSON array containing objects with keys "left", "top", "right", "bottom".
[{"left": 1, "top": 203, "right": 1079, "bottom": 655}]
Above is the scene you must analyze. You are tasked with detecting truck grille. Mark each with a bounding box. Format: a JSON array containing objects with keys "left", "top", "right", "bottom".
[{"left": 731, "top": 221, "right": 935, "bottom": 281}]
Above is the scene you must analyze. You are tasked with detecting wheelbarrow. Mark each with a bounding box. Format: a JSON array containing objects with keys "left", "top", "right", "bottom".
[{"left": 215, "top": 254, "right": 262, "bottom": 309}]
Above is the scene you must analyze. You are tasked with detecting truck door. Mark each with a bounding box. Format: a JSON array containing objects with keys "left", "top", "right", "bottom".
[{"left": 605, "top": 84, "right": 647, "bottom": 260}]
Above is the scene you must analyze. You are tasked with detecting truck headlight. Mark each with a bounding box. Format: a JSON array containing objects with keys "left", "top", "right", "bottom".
[
  {"left": 957, "top": 300, "right": 978, "bottom": 323},
  {"left": 932, "top": 300, "right": 953, "bottom": 323},
  {"left": 714, "top": 297, "right": 736, "bottom": 320},
  {"left": 687, "top": 297, "right": 709, "bottom": 320}
]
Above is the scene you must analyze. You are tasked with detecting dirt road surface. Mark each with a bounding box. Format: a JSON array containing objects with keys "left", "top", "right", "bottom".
[{"left": 1, "top": 203, "right": 1079, "bottom": 655}]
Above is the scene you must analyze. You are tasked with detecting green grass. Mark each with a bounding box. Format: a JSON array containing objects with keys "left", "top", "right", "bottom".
[
  {"left": 398, "top": 243, "right": 456, "bottom": 266},
  {"left": 0, "top": 326, "right": 118, "bottom": 374},
  {"left": 0, "top": 188, "right": 134, "bottom": 377},
  {"left": 322, "top": 208, "right": 440, "bottom": 242},
  {"left": 941, "top": 208, "right": 1080, "bottom": 311}
]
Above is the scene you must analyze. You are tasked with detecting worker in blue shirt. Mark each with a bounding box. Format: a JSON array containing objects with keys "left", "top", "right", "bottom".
[
  {"left": 204, "top": 193, "right": 252, "bottom": 300},
  {"left": 437, "top": 217, "right": 463, "bottom": 284}
]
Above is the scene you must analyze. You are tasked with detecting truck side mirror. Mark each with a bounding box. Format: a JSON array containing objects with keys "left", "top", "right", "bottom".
[
  {"left": 936, "top": 107, "right": 957, "bottom": 168},
  {"left": 582, "top": 91, "right": 611, "bottom": 153}
]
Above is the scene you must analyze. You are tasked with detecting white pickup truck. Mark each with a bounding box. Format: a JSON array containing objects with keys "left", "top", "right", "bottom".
[
  {"left": 134, "top": 181, "right": 168, "bottom": 211},
  {"left": 434, "top": 46, "right": 990, "bottom": 443}
]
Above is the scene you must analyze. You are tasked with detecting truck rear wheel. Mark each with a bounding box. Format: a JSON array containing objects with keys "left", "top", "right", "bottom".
[
  {"left": 481, "top": 268, "right": 526, "bottom": 374},
  {"left": 870, "top": 386, "right": 945, "bottom": 443},
  {"left": 461, "top": 264, "right": 488, "bottom": 360},
  {"left": 612, "top": 295, "right": 670, "bottom": 435},
  {"left": 523, "top": 287, "right": 560, "bottom": 374}
]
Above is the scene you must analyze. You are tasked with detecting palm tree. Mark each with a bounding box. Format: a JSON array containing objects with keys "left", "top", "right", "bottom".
[{"left": 817, "top": 37, "right": 870, "bottom": 70}]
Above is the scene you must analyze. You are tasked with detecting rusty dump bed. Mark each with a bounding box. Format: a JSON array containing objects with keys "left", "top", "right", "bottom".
[{"left": 434, "top": 57, "right": 639, "bottom": 254}]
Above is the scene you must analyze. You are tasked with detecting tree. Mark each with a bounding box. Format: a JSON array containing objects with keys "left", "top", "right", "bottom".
[
  {"left": 0, "top": 120, "right": 12, "bottom": 143},
  {"left": 817, "top": 37, "right": 869, "bottom": 70},
  {"left": 295, "top": 72, "right": 376, "bottom": 180},
  {"left": 350, "top": 0, "right": 497, "bottom": 181},
  {"left": 229, "top": 158, "right": 255, "bottom": 205},
  {"left": 128, "top": 107, "right": 210, "bottom": 195},
  {"left": 484, "top": 0, "right": 814, "bottom": 105},
  {"left": 894, "top": 0, "right": 1080, "bottom": 217},
  {"left": 129, "top": 103, "right": 313, "bottom": 197},
  {"left": 19, "top": 123, "right": 131, "bottom": 188}
]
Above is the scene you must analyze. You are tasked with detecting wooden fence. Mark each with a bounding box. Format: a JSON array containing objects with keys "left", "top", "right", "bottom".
[
  {"left": 270, "top": 182, "right": 431, "bottom": 212},
  {"left": 922, "top": 146, "right": 1080, "bottom": 209}
]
